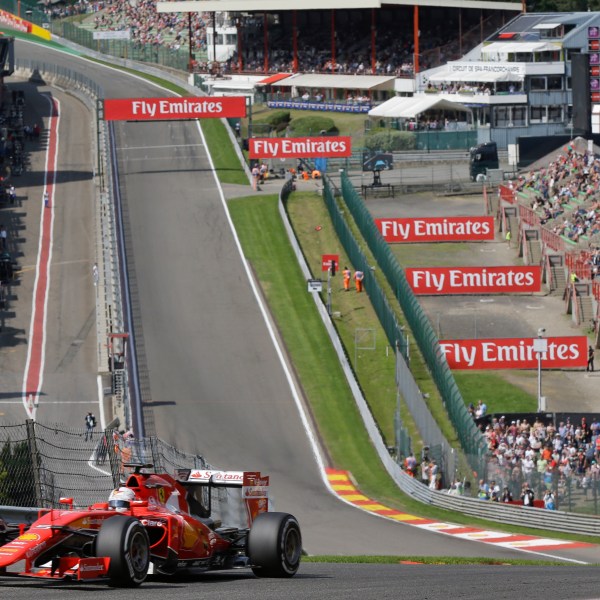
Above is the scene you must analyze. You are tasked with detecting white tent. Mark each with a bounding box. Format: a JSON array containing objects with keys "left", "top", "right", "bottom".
[
  {"left": 273, "top": 73, "right": 396, "bottom": 91},
  {"left": 368, "top": 96, "right": 470, "bottom": 119}
]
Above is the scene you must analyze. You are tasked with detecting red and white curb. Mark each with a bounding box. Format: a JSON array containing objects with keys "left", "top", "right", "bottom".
[{"left": 327, "top": 469, "right": 594, "bottom": 553}]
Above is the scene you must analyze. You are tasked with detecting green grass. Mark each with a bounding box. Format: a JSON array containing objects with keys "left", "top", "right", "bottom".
[
  {"left": 228, "top": 192, "right": 600, "bottom": 545},
  {"left": 453, "top": 372, "right": 536, "bottom": 414},
  {"left": 251, "top": 104, "right": 368, "bottom": 144},
  {"left": 228, "top": 195, "right": 399, "bottom": 502},
  {"left": 201, "top": 120, "right": 248, "bottom": 185}
]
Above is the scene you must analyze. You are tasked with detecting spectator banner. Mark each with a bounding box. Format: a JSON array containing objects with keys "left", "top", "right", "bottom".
[
  {"left": 405, "top": 266, "right": 541, "bottom": 295},
  {"left": 249, "top": 136, "right": 352, "bottom": 159},
  {"left": 267, "top": 100, "right": 370, "bottom": 114},
  {"left": 103, "top": 97, "right": 247, "bottom": 121},
  {"left": 0, "top": 9, "right": 30, "bottom": 33},
  {"left": 440, "top": 336, "right": 588, "bottom": 369},
  {"left": 376, "top": 216, "right": 494, "bottom": 243}
]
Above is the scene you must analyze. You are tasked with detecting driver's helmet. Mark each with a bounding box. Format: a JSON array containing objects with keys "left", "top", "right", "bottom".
[{"left": 108, "top": 487, "right": 135, "bottom": 512}]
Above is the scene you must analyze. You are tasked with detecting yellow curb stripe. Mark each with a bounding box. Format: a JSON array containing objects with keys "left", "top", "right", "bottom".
[
  {"left": 360, "top": 504, "right": 389, "bottom": 511},
  {"left": 387, "top": 513, "right": 425, "bottom": 522},
  {"left": 331, "top": 484, "right": 356, "bottom": 492},
  {"left": 327, "top": 474, "right": 350, "bottom": 482}
]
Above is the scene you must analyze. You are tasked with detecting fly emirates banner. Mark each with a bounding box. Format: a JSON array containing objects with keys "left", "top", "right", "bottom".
[
  {"left": 440, "top": 336, "right": 588, "bottom": 369},
  {"left": 375, "top": 216, "right": 494, "bottom": 243},
  {"left": 405, "top": 266, "right": 541, "bottom": 295},
  {"left": 103, "top": 97, "right": 247, "bottom": 120},
  {"left": 249, "top": 136, "right": 352, "bottom": 159}
]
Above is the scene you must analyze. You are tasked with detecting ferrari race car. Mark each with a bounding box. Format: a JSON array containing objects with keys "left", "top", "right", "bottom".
[{"left": 0, "top": 463, "right": 302, "bottom": 587}]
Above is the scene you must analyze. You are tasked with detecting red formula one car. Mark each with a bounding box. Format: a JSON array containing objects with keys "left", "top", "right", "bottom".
[{"left": 0, "top": 463, "right": 302, "bottom": 587}]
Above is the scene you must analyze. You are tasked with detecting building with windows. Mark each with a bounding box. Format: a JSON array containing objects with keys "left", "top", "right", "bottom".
[{"left": 372, "top": 12, "right": 600, "bottom": 149}]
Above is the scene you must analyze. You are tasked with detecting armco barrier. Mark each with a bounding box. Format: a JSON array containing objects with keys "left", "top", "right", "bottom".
[
  {"left": 399, "top": 471, "right": 600, "bottom": 536},
  {"left": 280, "top": 179, "right": 456, "bottom": 486}
]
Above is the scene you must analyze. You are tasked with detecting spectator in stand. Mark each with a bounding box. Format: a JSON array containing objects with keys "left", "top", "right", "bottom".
[
  {"left": 475, "top": 399, "right": 487, "bottom": 419},
  {"left": 489, "top": 480, "right": 500, "bottom": 501},
  {"left": 521, "top": 483, "right": 535, "bottom": 506},
  {"left": 477, "top": 479, "right": 490, "bottom": 500},
  {"left": 543, "top": 489, "right": 556, "bottom": 510},
  {"left": 500, "top": 486, "right": 513, "bottom": 502}
]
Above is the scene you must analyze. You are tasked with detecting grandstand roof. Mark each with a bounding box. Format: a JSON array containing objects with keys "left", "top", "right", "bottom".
[
  {"left": 368, "top": 96, "right": 470, "bottom": 119},
  {"left": 157, "top": 0, "right": 520, "bottom": 13},
  {"left": 258, "top": 73, "right": 293, "bottom": 85}
]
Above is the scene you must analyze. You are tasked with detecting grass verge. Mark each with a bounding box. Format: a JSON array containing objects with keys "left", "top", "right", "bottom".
[{"left": 228, "top": 192, "right": 600, "bottom": 546}]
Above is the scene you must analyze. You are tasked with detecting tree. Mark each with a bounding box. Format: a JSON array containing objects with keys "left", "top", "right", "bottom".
[{"left": 0, "top": 440, "right": 37, "bottom": 506}]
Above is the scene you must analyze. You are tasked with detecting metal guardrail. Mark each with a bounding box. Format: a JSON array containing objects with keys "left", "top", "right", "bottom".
[
  {"left": 399, "top": 472, "right": 600, "bottom": 536},
  {"left": 395, "top": 348, "right": 456, "bottom": 483}
]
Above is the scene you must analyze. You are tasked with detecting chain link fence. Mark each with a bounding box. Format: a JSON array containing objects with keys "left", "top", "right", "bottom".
[
  {"left": 0, "top": 422, "right": 212, "bottom": 509},
  {"left": 331, "top": 171, "right": 488, "bottom": 478}
]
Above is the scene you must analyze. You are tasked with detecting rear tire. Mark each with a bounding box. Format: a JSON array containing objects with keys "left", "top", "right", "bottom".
[
  {"left": 96, "top": 515, "right": 150, "bottom": 587},
  {"left": 247, "top": 512, "right": 301, "bottom": 578}
]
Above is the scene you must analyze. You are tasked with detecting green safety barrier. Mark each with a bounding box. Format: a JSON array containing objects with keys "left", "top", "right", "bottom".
[
  {"left": 335, "top": 170, "right": 487, "bottom": 475},
  {"left": 321, "top": 179, "right": 408, "bottom": 360}
]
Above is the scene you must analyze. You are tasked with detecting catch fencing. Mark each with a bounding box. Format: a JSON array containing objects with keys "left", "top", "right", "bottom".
[
  {"left": 334, "top": 171, "right": 488, "bottom": 477},
  {"left": 0, "top": 421, "right": 210, "bottom": 509}
]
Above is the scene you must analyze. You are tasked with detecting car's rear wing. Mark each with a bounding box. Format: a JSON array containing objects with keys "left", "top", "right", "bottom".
[
  {"left": 176, "top": 469, "right": 245, "bottom": 487},
  {"left": 176, "top": 470, "right": 270, "bottom": 526}
]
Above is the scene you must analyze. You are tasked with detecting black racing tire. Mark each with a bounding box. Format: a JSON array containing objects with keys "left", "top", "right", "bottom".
[
  {"left": 247, "top": 512, "right": 302, "bottom": 578},
  {"left": 96, "top": 515, "right": 150, "bottom": 587}
]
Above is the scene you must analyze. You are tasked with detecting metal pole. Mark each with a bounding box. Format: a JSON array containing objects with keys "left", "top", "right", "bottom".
[
  {"left": 327, "top": 267, "right": 332, "bottom": 316},
  {"left": 534, "top": 331, "right": 547, "bottom": 412},
  {"left": 212, "top": 12, "right": 216, "bottom": 66},
  {"left": 537, "top": 351, "right": 542, "bottom": 412},
  {"left": 246, "top": 96, "right": 253, "bottom": 140},
  {"left": 188, "top": 13, "right": 193, "bottom": 72}
]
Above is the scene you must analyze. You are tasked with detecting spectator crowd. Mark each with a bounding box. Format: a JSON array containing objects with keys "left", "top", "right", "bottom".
[
  {"left": 515, "top": 143, "right": 600, "bottom": 248},
  {"left": 480, "top": 414, "right": 600, "bottom": 510},
  {"left": 45, "top": 0, "right": 507, "bottom": 77}
]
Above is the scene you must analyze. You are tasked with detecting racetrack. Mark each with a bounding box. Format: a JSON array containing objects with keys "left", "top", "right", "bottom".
[
  {"left": 9, "top": 38, "right": 600, "bottom": 563},
  {"left": 1, "top": 563, "right": 600, "bottom": 600}
]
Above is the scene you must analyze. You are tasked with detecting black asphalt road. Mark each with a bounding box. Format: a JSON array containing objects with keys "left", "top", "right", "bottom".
[
  {"left": 1, "top": 563, "right": 600, "bottom": 600},
  {"left": 13, "top": 38, "right": 600, "bottom": 563}
]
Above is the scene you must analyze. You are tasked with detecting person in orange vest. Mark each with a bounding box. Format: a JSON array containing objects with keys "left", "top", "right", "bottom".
[
  {"left": 354, "top": 269, "right": 364, "bottom": 292},
  {"left": 342, "top": 266, "right": 351, "bottom": 291}
]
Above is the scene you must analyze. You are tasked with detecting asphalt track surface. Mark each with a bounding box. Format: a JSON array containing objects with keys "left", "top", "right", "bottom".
[
  {"left": 8, "top": 38, "right": 600, "bottom": 570},
  {"left": 1, "top": 563, "right": 600, "bottom": 600},
  {"left": 0, "top": 79, "right": 98, "bottom": 426}
]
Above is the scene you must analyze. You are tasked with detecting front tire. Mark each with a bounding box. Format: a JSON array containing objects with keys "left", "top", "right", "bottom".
[
  {"left": 96, "top": 516, "right": 150, "bottom": 587},
  {"left": 247, "top": 512, "right": 301, "bottom": 578}
]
